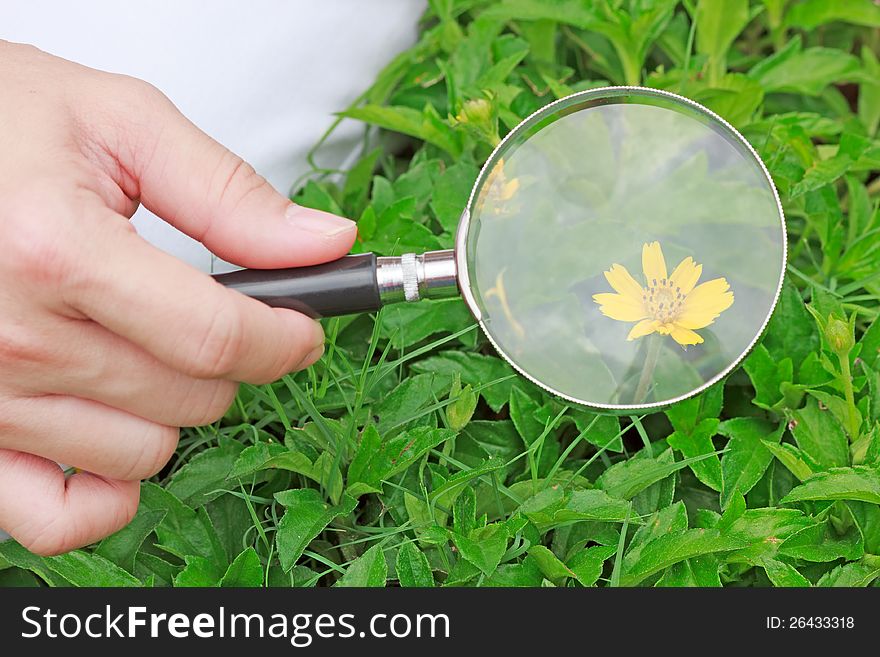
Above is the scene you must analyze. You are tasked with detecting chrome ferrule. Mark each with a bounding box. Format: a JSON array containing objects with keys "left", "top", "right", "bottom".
[{"left": 376, "top": 249, "right": 459, "bottom": 305}]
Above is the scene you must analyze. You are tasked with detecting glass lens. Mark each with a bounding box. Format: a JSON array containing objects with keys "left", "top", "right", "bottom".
[{"left": 462, "top": 88, "right": 785, "bottom": 408}]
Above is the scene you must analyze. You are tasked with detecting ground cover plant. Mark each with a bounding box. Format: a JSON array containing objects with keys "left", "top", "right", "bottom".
[{"left": 2, "top": 0, "right": 880, "bottom": 588}]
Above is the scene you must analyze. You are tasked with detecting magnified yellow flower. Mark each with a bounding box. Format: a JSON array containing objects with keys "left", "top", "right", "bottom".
[
  {"left": 484, "top": 268, "right": 526, "bottom": 339},
  {"left": 476, "top": 158, "right": 520, "bottom": 214},
  {"left": 592, "top": 241, "right": 734, "bottom": 347}
]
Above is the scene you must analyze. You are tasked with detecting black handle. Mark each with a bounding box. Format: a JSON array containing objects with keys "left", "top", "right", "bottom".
[{"left": 212, "top": 253, "right": 381, "bottom": 319}]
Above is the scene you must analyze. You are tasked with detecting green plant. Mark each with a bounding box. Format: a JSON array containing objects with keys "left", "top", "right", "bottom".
[{"left": 2, "top": 0, "right": 880, "bottom": 588}]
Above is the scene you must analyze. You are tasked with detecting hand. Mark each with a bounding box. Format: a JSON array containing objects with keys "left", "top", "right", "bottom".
[{"left": 0, "top": 41, "right": 356, "bottom": 555}]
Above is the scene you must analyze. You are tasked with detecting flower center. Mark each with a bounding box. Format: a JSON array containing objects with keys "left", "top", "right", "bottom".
[{"left": 643, "top": 278, "right": 684, "bottom": 324}]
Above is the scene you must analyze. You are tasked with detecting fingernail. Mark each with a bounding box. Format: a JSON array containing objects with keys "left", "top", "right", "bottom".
[{"left": 285, "top": 204, "right": 355, "bottom": 237}]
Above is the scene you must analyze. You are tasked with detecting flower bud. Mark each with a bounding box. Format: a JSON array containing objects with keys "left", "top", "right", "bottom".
[
  {"left": 454, "top": 98, "right": 500, "bottom": 145},
  {"left": 456, "top": 98, "right": 493, "bottom": 125},
  {"left": 825, "top": 315, "right": 854, "bottom": 355}
]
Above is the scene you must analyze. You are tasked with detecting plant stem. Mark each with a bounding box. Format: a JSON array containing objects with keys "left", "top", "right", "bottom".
[
  {"left": 634, "top": 334, "right": 662, "bottom": 405},
  {"left": 839, "top": 354, "right": 860, "bottom": 440}
]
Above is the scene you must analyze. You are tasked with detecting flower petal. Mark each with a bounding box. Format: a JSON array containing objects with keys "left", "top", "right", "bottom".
[
  {"left": 669, "top": 256, "right": 703, "bottom": 295},
  {"left": 677, "top": 277, "right": 734, "bottom": 329},
  {"left": 670, "top": 324, "right": 704, "bottom": 346},
  {"left": 641, "top": 241, "right": 667, "bottom": 285},
  {"left": 627, "top": 319, "right": 659, "bottom": 341},
  {"left": 592, "top": 293, "right": 648, "bottom": 321},
  {"left": 604, "top": 264, "right": 645, "bottom": 301}
]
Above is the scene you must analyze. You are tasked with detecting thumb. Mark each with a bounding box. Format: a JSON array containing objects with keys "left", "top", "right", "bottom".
[{"left": 100, "top": 80, "right": 356, "bottom": 268}]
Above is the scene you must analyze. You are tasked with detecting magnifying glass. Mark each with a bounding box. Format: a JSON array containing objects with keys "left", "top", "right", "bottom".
[{"left": 215, "top": 86, "right": 786, "bottom": 412}]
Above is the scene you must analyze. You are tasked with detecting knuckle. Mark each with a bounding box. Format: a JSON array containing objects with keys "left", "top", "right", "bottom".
[
  {"left": 19, "top": 524, "right": 68, "bottom": 557},
  {"left": 0, "top": 323, "right": 54, "bottom": 372},
  {"left": 194, "top": 381, "right": 238, "bottom": 426},
  {"left": 0, "top": 197, "right": 75, "bottom": 289},
  {"left": 113, "top": 74, "right": 169, "bottom": 109},
  {"left": 177, "top": 379, "right": 238, "bottom": 427},
  {"left": 210, "top": 151, "right": 267, "bottom": 215},
  {"left": 122, "top": 424, "right": 179, "bottom": 480},
  {"left": 182, "top": 305, "right": 245, "bottom": 379}
]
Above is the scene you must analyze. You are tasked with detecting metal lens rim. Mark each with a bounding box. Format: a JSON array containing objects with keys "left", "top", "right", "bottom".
[{"left": 453, "top": 85, "right": 788, "bottom": 413}]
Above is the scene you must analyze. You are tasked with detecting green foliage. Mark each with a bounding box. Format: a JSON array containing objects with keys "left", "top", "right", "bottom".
[{"left": 2, "top": 0, "right": 879, "bottom": 588}]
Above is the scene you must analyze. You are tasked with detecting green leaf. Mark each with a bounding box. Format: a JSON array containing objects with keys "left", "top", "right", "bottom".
[
  {"left": 527, "top": 545, "right": 575, "bottom": 583},
  {"left": 667, "top": 418, "right": 722, "bottom": 492},
  {"left": 621, "top": 527, "right": 751, "bottom": 586},
  {"left": 174, "top": 555, "right": 225, "bottom": 587},
  {"left": 395, "top": 543, "right": 434, "bottom": 587},
  {"left": 573, "top": 412, "right": 624, "bottom": 453},
  {"left": 786, "top": 0, "right": 880, "bottom": 29},
  {"left": 718, "top": 418, "right": 783, "bottom": 508},
  {"left": 761, "top": 558, "right": 811, "bottom": 587},
  {"left": 722, "top": 509, "right": 815, "bottom": 564},
  {"left": 597, "top": 448, "right": 707, "bottom": 500},
  {"left": 484, "top": 558, "right": 544, "bottom": 587},
  {"left": 411, "top": 351, "right": 518, "bottom": 412},
  {"left": 430, "top": 158, "right": 478, "bottom": 232},
  {"left": 336, "top": 545, "right": 388, "bottom": 587},
  {"left": 341, "top": 104, "right": 462, "bottom": 156},
  {"left": 519, "top": 488, "right": 631, "bottom": 530},
  {"left": 374, "top": 373, "right": 442, "bottom": 432},
  {"left": 749, "top": 39, "right": 861, "bottom": 96},
  {"left": 452, "top": 523, "right": 508, "bottom": 577},
  {"left": 95, "top": 508, "right": 166, "bottom": 574},
  {"left": 664, "top": 383, "right": 723, "bottom": 435},
  {"left": 43, "top": 551, "right": 142, "bottom": 587},
  {"left": 230, "top": 443, "right": 344, "bottom": 504},
  {"left": 380, "top": 299, "right": 475, "bottom": 350},
  {"left": 779, "top": 522, "right": 864, "bottom": 563},
  {"left": 447, "top": 379, "right": 478, "bottom": 432},
  {"left": 656, "top": 556, "right": 722, "bottom": 587},
  {"left": 788, "top": 398, "right": 851, "bottom": 468},
  {"left": 817, "top": 560, "right": 880, "bottom": 587},
  {"left": 858, "top": 45, "right": 880, "bottom": 137},
  {"left": 274, "top": 489, "right": 357, "bottom": 572},
  {"left": 509, "top": 386, "right": 545, "bottom": 445},
  {"left": 0, "top": 541, "right": 69, "bottom": 587},
  {"left": 166, "top": 439, "right": 245, "bottom": 508},
  {"left": 692, "top": 74, "right": 764, "bottom": 127},
  {"left": 347, "top": 425, "right": 454, "bottom": 496},
  {"left": 695, "top": 0, "right": 750, "bottom": 84},
  {"left": 762, "top": 279, "right": 818, "bottom": 369},
  {"left": 220, "top": 547, "right": 263, "bottom": 587},
  {"left": 848, "top": 501, "right": 880, "bottom": 554},
  {"left": 294, "top": 180, "right": 343, "bottom": 215},
  {"left": 781, "top": 467, "right": 880, "bottom": 505},
  {"left": 567, "top": 545, "right": 617, "bottom": 587},
  {"left": 858, "top": 312, "right": 880, "bottom": 370},
  {"left": 140, "top": 483, "right": 227, "bottom": 566},
  {"left": 453, "top": 485, "right": 478, "bottom": 537},
  {"left": 761, "top": 440, "right": 819, "bottom": 482},
  {"left": 742, "top": 345, "right": 796, "bottom": 411},
  {"left": 480, "top": 0, "right": 600, "bottom": 28},
  {"left": 342, "top": 147, "right": 381, "bottom": 211}
]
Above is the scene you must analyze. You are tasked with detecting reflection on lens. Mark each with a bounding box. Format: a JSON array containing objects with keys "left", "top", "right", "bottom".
[{"left": 462, "top": 88, "right": 786, "bottom": 409}]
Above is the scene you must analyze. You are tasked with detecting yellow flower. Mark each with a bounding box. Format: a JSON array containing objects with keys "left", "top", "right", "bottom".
[{"left": 592, "top": 242, "right": 734, "bottom": 347}]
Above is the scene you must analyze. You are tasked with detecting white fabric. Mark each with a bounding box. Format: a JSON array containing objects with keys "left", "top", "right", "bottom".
[{"left": 0, "top": 1, "right": 423, "bottom": 544}]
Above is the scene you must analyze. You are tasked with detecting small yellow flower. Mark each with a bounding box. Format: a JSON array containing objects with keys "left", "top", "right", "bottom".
[{"left": 592, "top": 241, "right": 734, "bottom": 347}]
